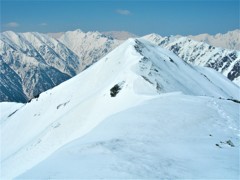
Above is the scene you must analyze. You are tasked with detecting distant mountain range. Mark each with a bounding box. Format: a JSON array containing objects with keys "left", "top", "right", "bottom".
[
  {"left": 49, "top": 29, "right": 240, "bottom": 50},
  {"left": 48, "top": 30, "right": 137, "bottom": 41},
  {"left": 0, "top": 29, "right": 239, "bottom": 103}
]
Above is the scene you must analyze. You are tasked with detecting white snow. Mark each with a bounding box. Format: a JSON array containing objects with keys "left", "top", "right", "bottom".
[
  {"left": 0, "top": 102, "right": 23, "bottom": 124},
  {"left": 18, "top": 94, "right": 240, "bottom": 179},
  {"left": 1, "top": 38, "right": 239, "bottom": 179}
]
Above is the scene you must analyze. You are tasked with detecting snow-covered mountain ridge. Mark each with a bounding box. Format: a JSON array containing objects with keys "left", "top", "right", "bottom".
[
  {"left": 1, "top": 29, "right": 239, "bottom": 103},
  {"left": 143, "top": 33, "right": 240, "bottom": 86},
  {"left": 1, "top": 38, "right": 239, "bottom": 179}
]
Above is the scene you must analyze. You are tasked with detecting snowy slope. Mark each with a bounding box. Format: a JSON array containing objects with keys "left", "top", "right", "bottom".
[
  {"left": 19, "top": 94, "right": 240, "bottom": 179},
  {"left": 58, "top": 29, "right": 121, "bottom": 69},
  {"left": 143, "top": 34, "right": 240, "bottom": 86},
  {"left": 189, "top": 29, "right": 240, "bottom": 50},
  {"left": 0, "top": 31, "right": 81, "bottom": 102},
  {"left": 1, "top": 39, "right": 239, "bottom": 179},
  {"left": 0, "top": 102, "right": 24, "bottom": 123}
]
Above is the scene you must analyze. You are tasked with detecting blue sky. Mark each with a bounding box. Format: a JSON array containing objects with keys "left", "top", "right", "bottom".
[{"left": 1, "top": 0, "right": 239, "bottom": 36}]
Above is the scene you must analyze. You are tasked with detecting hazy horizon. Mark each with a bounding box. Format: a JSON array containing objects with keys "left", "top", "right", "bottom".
[
  {"left": 1, "top": 0, "right": 239, "bottom": 36},
  {"left": 1, "top": 28, "right": 239, "bottom": 37}
]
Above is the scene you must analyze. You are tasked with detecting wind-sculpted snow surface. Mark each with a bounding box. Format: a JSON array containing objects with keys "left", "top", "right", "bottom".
[
  {"left": 1, "top": 39, "right": 239, "bottom": 179},
  {"left": 18, "top": 94, "right": 240, "bottom": 179}
]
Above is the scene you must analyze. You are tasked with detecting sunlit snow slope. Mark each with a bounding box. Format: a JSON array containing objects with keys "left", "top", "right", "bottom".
[
  {"left": 1, "top": 39, "right": 239, "bottom": 179},
  {"left": 19, "top": 94, "right": 240, "bottom": 179}
]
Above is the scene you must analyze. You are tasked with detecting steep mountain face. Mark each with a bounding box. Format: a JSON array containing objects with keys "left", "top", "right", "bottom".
[
  {"left": 0, "top": 61, "right": 28, "bottom": 102},
  {"left": 143, "top": 34, "right": 240, "bottom": 86},
  {"left": 0, "top": 31, "right": 81, "bottom": 102},
  {"left": 58, "top": 29, "right": 121, "bottom": 69},
  {"left": 189, "top": 29, "right": 240, "bottom": 51},
  {"left": 1, "top": 39, "right": 239, "bottom": 179}
]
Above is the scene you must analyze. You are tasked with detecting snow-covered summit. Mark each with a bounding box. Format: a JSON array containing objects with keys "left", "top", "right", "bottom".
[{"left": 1, "top": 38, "right": 239, "bottom": 179}]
